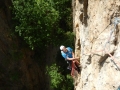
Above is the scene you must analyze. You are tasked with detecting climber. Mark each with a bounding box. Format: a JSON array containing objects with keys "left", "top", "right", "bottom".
[{"left": 60, "top": 45, "right": 80, "bottom": 72}]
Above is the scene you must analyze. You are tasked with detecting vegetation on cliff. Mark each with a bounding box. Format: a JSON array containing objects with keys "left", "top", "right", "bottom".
[
  {"left": 12, "top": 0, "right": 74, "bottom": 90},
  {"left": 12, "top": 0, "right": 73, "bottom": 50}
]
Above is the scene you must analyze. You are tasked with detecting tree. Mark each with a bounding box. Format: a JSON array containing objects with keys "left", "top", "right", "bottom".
[{"left": 12, "top": 0, "right": 73, "bottom": 50}]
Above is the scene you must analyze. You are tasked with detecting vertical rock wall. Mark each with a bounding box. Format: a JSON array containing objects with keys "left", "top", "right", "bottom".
[{"left": 73, "top": 0, "right": 120, "bottom": 90}]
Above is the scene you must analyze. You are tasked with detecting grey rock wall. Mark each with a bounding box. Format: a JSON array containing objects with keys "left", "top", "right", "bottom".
[{"left": 73, "top": 0, "right": 120, "bottom": 90}]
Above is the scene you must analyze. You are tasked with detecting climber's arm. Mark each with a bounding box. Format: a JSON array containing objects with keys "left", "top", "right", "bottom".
[
  {"left": 67, "top": 57, "right": 79, "bottom": 61},
  {"left": 72, "top": 51, "right": 75, "bottom": 58}
]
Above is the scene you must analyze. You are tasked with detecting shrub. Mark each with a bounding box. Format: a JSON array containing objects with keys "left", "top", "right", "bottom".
[
  {"left": 46, "top": 64, "right": 74, "bottom": 90},
  {"left": 12, "top": 0, "right": 73, "bottom": 50}
]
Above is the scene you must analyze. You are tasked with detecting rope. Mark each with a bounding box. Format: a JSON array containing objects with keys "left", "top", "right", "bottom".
[
  {"left": 111, "top": 59, "right": 120, "bottom": 71},
  {"left": 84, "top": 17, "right": 120, "bottom": 69},
  {"left": 104, "top": 17, "right": 120, "bottom": 69}
]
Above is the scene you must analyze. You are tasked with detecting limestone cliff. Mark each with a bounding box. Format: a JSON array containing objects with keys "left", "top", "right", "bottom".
[{"left": 73, "top": 0, "right": 120, "bottom": 90}]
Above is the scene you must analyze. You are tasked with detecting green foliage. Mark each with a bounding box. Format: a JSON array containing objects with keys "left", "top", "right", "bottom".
[
  {"left": 63, "top": 31, "right": 75, "bottom": 48},
  {"left": 46, "top": 64, "right": 74, "bottom": 90},
  {"left": 12, "top": 0, "right": 58, "bottom": 49},
  {"left": 12, "top": 0, "right": 73, "bottom": 50},
  {"left": 12, "top": 0, "right": 74, "bottom": 89},
  {"left": 46, "top": 64, "right": 63, "bottom": 88},
  {"left": 10, "top": 72, "right": 19, "bottom": 81},
  {"left": 9, "top": 50, "right": 23, "bottom": 61}
]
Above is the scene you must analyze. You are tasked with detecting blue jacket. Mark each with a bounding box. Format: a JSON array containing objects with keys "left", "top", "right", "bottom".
[{"left": 61, "top": 47, "right": 73, "bottom": 60}]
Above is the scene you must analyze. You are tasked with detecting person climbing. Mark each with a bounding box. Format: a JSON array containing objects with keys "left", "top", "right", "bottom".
[{"left": 60, "top": 45, "right": 80, "bottom": 72}]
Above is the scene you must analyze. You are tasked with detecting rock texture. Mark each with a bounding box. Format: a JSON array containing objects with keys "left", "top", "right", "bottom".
[{"left": 73, "top": 0, "right": 120, "bottom": 90}]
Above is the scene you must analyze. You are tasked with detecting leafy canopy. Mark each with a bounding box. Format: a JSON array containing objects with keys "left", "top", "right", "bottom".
[
  {"left": 12, "top": 0, "right": 73, "bottom": 50},
  {"left": 12, "top": 0, "right": 74, "bottom": 89},
  {"left": 46, "top": 64, "right": 73, "bottom": 90}
]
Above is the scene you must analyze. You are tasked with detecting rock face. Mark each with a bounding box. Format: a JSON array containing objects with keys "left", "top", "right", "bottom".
[{"left": 73, "top": 0, "right": 120, "bottom": 90}]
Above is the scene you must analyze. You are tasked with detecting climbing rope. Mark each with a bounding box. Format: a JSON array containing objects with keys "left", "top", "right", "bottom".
[
  {"left": 104, "top": 17, "right": 120, "bottom": 70},
  {"left": 84, "top": 17, "right": 120, "bottom": 70},
  {"left": 104, "top": 17, "right": 120, "bottom": 49},
  {"left": 111, "top": 59, "right": 120, "bottom": 71}
]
